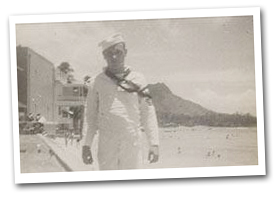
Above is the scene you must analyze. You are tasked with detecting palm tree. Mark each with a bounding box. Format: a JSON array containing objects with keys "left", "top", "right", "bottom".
[
  {"left": 58, "top": 62, "right": 75, "bottom": 83},
  {"left": 67, "top": 74, "right": 75, "bottom": 84},
  {"left": 58, "top": 62, "right": 74, "bottom": 74},
  {"left": 83, "top": 75, "right": 91, "bottom": 84}
]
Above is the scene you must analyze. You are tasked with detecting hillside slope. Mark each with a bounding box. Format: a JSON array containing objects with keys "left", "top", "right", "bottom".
[{"left": 148, "top": 83, "right": 256, "bottom": 127}]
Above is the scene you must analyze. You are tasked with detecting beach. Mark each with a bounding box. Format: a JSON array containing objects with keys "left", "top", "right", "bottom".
[{"left": 143, "top": 126, "right": 258, "bottom": 169}]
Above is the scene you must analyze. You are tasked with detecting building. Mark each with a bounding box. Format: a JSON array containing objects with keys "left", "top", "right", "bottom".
[
  {"left": 17, "top": 46, "right": 55, "bottom": 122},
  {"left": 17, "top": 45, "right": 88, "bottom": 136},
  {"left": 54, "top": 82, "right": 87, "bottom": 119},
  {"left": 55, "top": 65, "right": 68, "bottom": 84},
  {"left": 54, "top": 80, "right": 87, "bottom": 134}
]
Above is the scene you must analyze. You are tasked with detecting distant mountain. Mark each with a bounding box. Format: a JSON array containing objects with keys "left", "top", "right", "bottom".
[
  {"left": 148, "top": 83, "right": 213, "bottom": 116},
  {"left": 148, "top": 83, "right": 256, "bottom": 127}
]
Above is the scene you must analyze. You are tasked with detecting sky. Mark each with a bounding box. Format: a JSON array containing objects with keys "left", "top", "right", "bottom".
[{"left": 16, "top": 15, "right": 256, "bottom": 115}]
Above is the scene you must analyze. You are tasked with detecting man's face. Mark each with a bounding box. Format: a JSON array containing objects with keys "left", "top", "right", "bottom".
[{"left": 103, "top": 43, "right": 127, "bottom": 69}]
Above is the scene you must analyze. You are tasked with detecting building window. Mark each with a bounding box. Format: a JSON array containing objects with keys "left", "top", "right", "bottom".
[{"left": 73, "top": 87, "right": 79, "bottom": 96}]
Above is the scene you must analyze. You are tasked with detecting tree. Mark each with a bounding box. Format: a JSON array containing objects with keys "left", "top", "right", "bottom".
[
  {"left": 67, "top": 74, "right": 75, "bottom": 84},
  {"left": 69, "top": 105, "right": 85, "bottom": 137},
  {"left": 57, "top": 62, "right": 75, "bottom": 83},
  {"left": 84, "top": 75, "right": 91, "bottom": 84},
  {"left": 58, "top": 62, "right": 74, "bottom": 74}
]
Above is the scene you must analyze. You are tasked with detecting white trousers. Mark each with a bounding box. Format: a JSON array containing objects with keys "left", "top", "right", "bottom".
[{"left": 97, "top": 131, "right": 143, "bottom": 170}]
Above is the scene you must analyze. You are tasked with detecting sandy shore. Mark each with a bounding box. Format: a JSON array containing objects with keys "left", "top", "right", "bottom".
[{"left": 142, "top": 126, "right": 258, "bottom": 169}]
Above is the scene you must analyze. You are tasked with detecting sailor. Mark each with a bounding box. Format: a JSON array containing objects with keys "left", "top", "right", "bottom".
[{"left": 82, "top": 33, "right": 159, "bottom": 170}]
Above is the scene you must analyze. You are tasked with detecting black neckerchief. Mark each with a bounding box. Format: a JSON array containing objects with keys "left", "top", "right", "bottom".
[{"left": 104, "top": 68, "right": 152, "bottom": 99}]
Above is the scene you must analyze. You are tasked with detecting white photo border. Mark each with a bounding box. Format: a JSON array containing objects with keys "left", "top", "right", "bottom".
[{"left": 9, "top": 7, "right": 265, "bottom": 184}]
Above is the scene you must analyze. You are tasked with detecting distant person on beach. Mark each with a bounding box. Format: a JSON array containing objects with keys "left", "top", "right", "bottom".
[{"left": 82, "top": 33, "right": 159, "bottom": 170}]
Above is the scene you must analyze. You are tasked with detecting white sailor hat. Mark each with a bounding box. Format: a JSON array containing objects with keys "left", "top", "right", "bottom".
[{"left": 98, "top": 33, "right": 125, "bottom": 52}]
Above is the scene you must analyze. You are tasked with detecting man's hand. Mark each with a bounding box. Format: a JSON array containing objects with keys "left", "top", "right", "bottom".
[
  {"left": 82, "top": 145, "right": 93, "bottom": 165},
  {"left": 148, "top": 145, "right": 159, "bottom": 163}
]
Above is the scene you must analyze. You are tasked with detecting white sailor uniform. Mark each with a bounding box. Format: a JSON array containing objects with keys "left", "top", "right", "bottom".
[{"left": 83, "top": 70, "right": 159, "bottom": 170}]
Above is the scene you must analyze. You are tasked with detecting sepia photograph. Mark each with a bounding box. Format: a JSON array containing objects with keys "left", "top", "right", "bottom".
[{"left": 9, "top": 8, "right": 265, "bottom": 183}]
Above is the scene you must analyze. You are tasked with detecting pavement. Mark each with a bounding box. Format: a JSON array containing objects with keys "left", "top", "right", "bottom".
[
  {"left": 37, "top": 131, "right": 156, "bottom": 172},
  {"left": 20, "top": 135, "right": 67, "bottom": 173},
  {"left": 38, "top": 134, "right": 98, "bottom": 172}
]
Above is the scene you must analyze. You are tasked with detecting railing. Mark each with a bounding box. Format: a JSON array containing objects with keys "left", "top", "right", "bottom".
[{"left": 57, "top": 95, "right": 86, "bottom": 102}]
